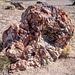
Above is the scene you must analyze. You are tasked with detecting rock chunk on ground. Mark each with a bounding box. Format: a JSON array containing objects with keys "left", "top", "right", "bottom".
[
  {"left": 11, "top": 2, "right": 25, "bottom": 10},
  {"left": 5, "top": 4, "right": 15, "bottom": 10},
  {"left": 5, "top": 2, "right": 25, "bottom": 10},
  {"left": 1, "top": 4, "right": 74, "bottom": 73}
]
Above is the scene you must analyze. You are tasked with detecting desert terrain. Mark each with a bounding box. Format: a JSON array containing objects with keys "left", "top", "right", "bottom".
[{"left": 0, "top": 0, "right": 75, "bottom": 75}]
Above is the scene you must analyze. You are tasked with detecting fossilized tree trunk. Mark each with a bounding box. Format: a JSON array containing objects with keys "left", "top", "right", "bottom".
[{"left": 1, "top": 4, "right": 74, "bottom": 72}]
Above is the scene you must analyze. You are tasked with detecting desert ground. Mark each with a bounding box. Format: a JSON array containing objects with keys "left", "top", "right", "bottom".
[{"left": 0, "top": 0, "right": 75, "bottom": 75}]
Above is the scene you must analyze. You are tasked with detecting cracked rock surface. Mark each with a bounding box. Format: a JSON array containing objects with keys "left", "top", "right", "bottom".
[{"left": 1, "top": 4, "right": 74, "bottom": 73}]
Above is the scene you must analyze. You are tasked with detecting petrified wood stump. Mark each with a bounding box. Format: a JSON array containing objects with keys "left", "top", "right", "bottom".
[{"left": 1, "top": 4, "right": 74, "bottom": 72}]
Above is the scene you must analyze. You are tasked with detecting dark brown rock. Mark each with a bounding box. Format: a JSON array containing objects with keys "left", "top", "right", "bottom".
[{"left": 10, "top": 2, "right": 25, "bottom": 10}]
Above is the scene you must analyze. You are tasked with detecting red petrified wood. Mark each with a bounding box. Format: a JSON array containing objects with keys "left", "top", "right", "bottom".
[{"left": 1, "top": 4, "right": 74, "bottom": 72}]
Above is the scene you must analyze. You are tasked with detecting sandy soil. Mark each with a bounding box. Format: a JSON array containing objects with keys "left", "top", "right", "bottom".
[{"left": 0, "top": 0, "right": 75, "bottom": 75}]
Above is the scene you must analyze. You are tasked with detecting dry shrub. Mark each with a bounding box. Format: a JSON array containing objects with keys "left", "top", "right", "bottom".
[
  {"left": 0, "top": 55, "right": 10, "bottom": 71},
  {"left": 0, "top": 42, "right": 10, "bottom": 71},
  {"left": 61, "top": 44, "right": 74, "bottom": 57}
]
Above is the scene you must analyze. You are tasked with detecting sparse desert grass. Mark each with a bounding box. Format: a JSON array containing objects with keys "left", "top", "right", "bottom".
[
  {"left": 0, "top": 55, "right": 10, "bottom": 71},
  {"left": 0, "top": 42, "right": 10, "bottom": 72},
  {"left": 61, "top": 44, "right": 74, "bottom": 57}
]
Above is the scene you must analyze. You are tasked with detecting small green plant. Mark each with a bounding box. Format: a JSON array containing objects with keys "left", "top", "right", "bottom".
[{"left": 0, "top": 55, "right": 10, "bottom": 71}]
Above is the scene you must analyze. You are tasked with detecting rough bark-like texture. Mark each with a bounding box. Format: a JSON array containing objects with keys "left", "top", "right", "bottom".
[{"left": 1, "top": 4, "right": 74, "bottom": 72}]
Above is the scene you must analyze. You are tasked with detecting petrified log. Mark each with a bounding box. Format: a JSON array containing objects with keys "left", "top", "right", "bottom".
[
  {"left": 1, "top": 4, "right": 74, "bottom": 72},
  {"left": 5, "top": 4, "right": 15, "bottom": 10},
  {"left": 10, "top": 1, "right": 25, "bottom": 10}
]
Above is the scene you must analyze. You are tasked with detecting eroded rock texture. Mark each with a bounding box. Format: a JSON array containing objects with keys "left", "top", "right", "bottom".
[{"left": 2, "top": 4, "right": 74, "bottom": 72}]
